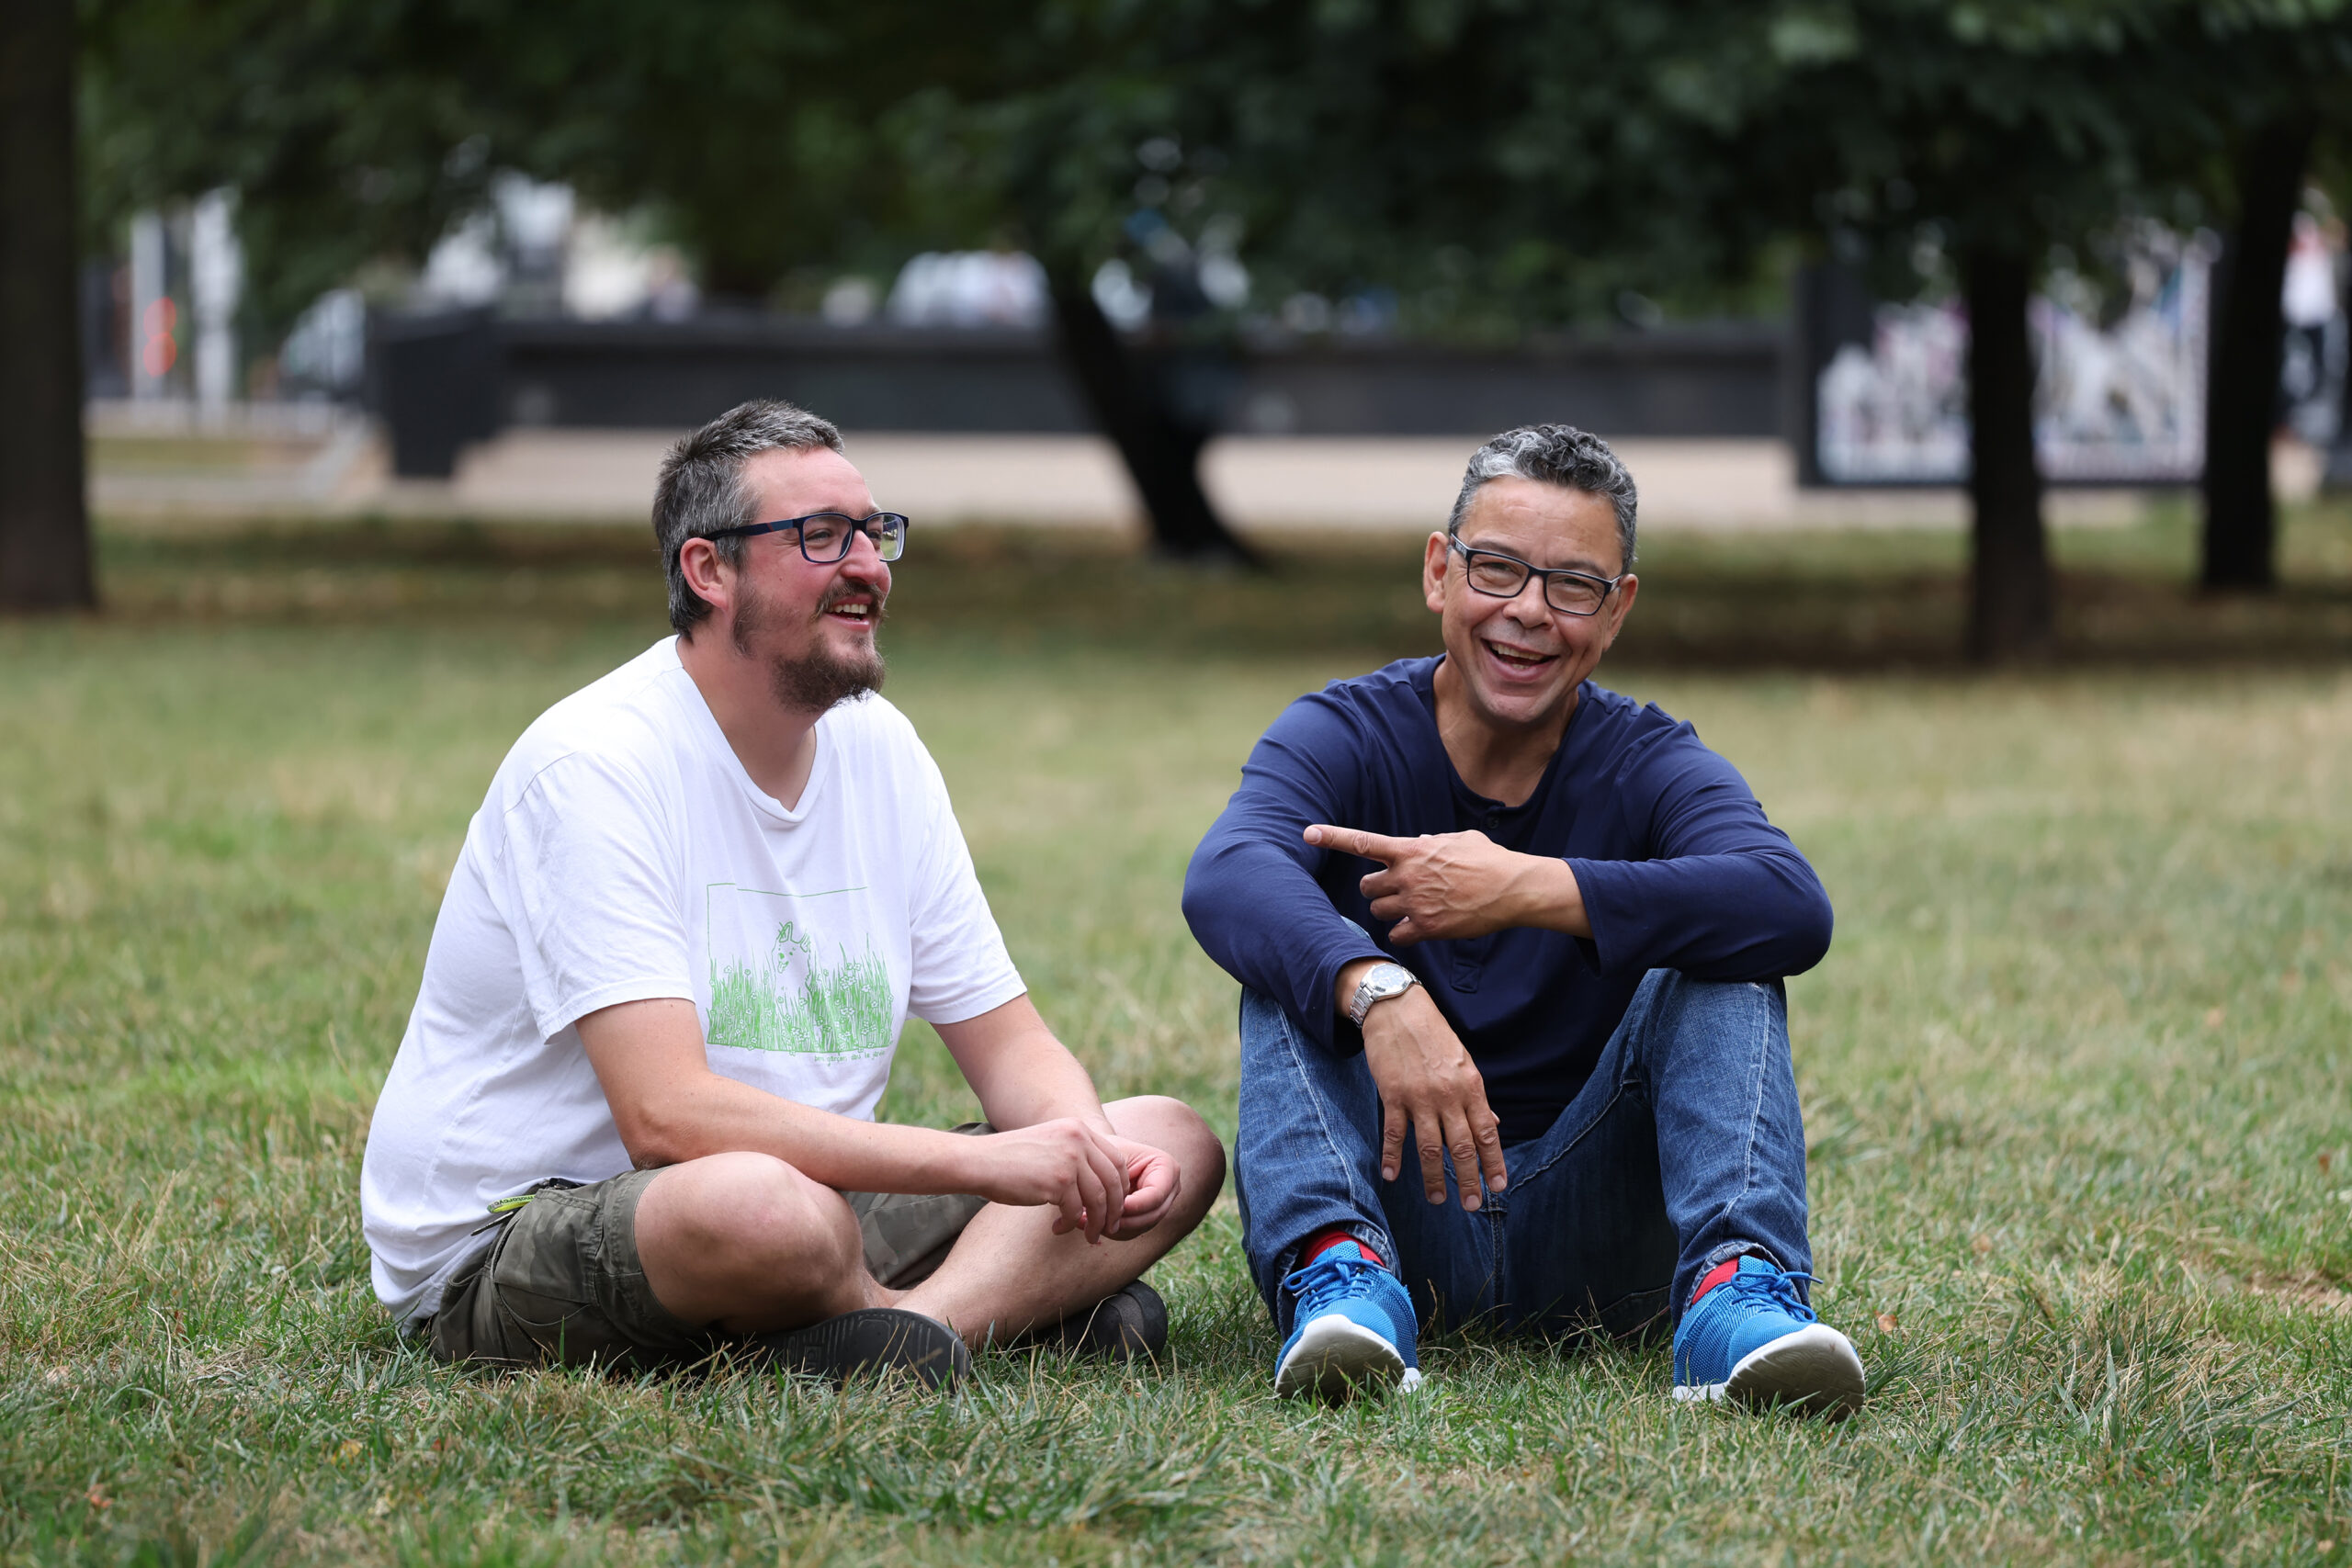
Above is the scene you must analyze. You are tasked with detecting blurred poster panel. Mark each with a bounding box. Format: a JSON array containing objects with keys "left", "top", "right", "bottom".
[
  {"left": 1813, "top": 295, "right": 1970, "bottom": 482},
  {"left": 1810, "top": 230, "right": 2221, "bottom": 485}
]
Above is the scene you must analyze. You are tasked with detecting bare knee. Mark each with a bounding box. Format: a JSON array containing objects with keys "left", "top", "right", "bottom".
[
  {"left": 1105, "top": 1095, "right": 1227, "bottom": 1224},
  {"left": 641, "top": 1152, "right": 863, "bottom": 1296}
]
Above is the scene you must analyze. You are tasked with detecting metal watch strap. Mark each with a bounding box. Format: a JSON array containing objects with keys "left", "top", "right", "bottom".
[{"left": 1348, "top": 962, "right": 1419, "bottom": 1028}]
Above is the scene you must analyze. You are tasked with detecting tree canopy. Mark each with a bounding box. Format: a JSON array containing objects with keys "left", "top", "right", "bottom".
[{"left": 23, "top": 0, "right": 2351, "bottom": 639}]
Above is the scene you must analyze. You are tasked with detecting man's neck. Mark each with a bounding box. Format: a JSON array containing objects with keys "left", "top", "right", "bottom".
[
  {"left": 1430, "top": 660, "right": 1577, "bottom": 809},
  {"left": 676, "top": 630, "right": 821, "bottom": 809}
]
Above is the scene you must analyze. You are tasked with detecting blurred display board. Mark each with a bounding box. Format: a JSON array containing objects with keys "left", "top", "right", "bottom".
[{"left": 1798, "top": 234, "right": 2222, "bottom": 487}]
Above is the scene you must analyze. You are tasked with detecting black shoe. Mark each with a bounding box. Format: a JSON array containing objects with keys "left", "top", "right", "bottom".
[
  {"left": 1023, "top": 1280, "right": 1169, "bottom": 1363},
  {"left": 746, "top": 1307, "right": 972, "bottom": 1389}
]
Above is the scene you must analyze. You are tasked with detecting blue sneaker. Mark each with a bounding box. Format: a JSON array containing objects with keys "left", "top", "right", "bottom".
[
  {"left": 1672, "top": 1254, "right": 1865, "bottom": 1418},
  {"left": 1274, "top": 1239, "right": 1422, "bottom": 1400}
]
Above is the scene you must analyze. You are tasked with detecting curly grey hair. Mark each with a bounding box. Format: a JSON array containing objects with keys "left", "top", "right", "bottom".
[
  {"left": 1447, "top": 424, "right": 1638, "bottom": 570},
  {"left": 652, "top": 400, "right": 845, "bottom": 635}
]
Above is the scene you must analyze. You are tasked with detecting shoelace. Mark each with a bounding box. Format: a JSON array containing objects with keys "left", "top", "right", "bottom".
[
  {"left": 1282, "top": 1251, "right": 1389, "bottom": 1321},
  {"left": 1717, "top": 1267, "right": 1823, "bottom": 1325}
]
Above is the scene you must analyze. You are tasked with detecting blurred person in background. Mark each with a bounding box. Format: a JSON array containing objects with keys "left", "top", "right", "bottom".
[
  {"left": 363, "top": 400, "right": 1223, "bottom": 1386},
  {"left": 2282, "top": 209, "right": 2346, "bottom": 447},
  {"left": 1184, "top": 425, "right": 1862, "bottom": 1416}
]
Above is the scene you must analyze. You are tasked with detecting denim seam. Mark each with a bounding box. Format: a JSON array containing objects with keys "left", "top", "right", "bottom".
[
  {"left": 1483, "top": 1205, "right": 1508, "bottom": 1325},
  {"left": 1508, "top": 1072, "right": 1637, "bottom": 1190},
  {"left": 1713, "top": 985, "right": 1771, "bottom": 1258},
  {"left": 1272, "top": 1006, "right": 1391, "bottom": 1277}
]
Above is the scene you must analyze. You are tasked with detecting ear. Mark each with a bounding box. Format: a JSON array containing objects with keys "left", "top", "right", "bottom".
[
  {"left": 678, "top": 536, "right": 737, "bottom": 628},
  {"left": 1598, "top": 572, "right": 1639, "bottom": 647},
  {"left": 1421, "top": 531, "right": 1450, "bottom": 615}
]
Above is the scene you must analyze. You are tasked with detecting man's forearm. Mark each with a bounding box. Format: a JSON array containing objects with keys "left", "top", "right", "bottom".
[
  {"left": 577, "top": 994, "right": 1144, "bottom": 1221},
  {"left": 946, "top": 1021, "right": 1110, "bottom": 1133},
  {"left": 1503, "top": 854, "right": 1592, "bottom": 939},
  {"left": 931, "top": 992, "right": 1121, "bottom": 1134},
  {"left": 572, "top": 1001, "right": 993, "bottom": 1192},
  {"left": 625, "top": 1069, "right": 998, "bottom": 1194}
]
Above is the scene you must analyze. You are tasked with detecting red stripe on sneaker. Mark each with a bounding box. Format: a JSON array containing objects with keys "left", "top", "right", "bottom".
[
  {"left": 1690, "top": 1257, "right": 1742, "bottom": 1306},
  {"left": 1303, "top": 1229, "right": 1382, "bottom": 1269}
]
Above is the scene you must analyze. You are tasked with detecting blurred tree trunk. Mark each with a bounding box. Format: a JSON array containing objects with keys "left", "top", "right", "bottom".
[
  {"left": 1046, "top": 273, "right": 1257, "bottom": 566},
  {"left": 1963, "top": 245, "right": 2052, "bottom": 663},
  {"left": 2200, "top": 115, "right": 2314, "bottom": 592},
  {"left": 0, "top": 0, "right": 93, "bottom": 613}
]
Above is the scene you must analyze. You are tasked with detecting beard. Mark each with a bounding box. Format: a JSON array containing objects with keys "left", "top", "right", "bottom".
[{"left": 731, "top": 577, "right": 888, "bottom": 715}]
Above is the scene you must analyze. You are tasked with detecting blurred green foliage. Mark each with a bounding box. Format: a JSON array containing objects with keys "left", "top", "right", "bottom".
[{"left": 74, "top": 1, "right": 2352, "bottom": 344}]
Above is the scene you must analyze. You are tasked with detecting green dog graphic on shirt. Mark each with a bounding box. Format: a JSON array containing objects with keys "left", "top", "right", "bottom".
[{"left": 704, "top": 885, "right": 891, "bottom": 1057}]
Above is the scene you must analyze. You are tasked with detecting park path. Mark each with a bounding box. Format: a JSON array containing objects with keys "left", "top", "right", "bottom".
[{"left": 84, "top": 403, "right": 2300, "bottom": 531}]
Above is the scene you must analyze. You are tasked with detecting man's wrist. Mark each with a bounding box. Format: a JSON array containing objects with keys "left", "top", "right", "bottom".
[
  {"left": 919, "top": 1121, "right": 995, "bottom": 1193},
  {"left": 1508, "top": 853, "right": 1589, "bottom": 938},
  {"left": 1345, "top": 961, "right": 1419, "bottom": 1027},
  {"left": 1333, "top": 956, "right": 1383, "bottom": 1018}
]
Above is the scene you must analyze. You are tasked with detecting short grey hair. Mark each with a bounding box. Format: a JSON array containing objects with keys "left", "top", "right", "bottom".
[
  {"left": 652, "top": 400, "right": 844, "bottom": 635},
  {"left": 1447, "top": 424, "right": 1638, "bottom": 570}
]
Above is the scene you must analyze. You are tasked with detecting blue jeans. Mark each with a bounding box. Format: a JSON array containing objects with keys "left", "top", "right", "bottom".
[{"left": 1234, "top": 970, "right": 1811, "bottom": 1341}]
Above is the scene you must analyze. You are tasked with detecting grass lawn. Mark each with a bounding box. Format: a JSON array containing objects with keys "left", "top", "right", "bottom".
[{"left": 4, "top": 503, "right": 2351, "bottom": 1564}]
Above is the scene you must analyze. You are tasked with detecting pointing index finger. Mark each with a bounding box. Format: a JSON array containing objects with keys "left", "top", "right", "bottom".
[{"left": 1305, "top": 823, "right": 1409, "bottom": 863}]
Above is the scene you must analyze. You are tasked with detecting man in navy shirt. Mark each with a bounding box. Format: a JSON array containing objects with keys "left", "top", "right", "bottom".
[{"left": 1182, "top": 424, "right": 1864, "bottom": 1416}]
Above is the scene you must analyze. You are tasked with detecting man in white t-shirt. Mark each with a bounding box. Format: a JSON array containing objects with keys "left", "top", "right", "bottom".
[{"left": 360, "top": 400, "right": 1224, "bottom": 1385}]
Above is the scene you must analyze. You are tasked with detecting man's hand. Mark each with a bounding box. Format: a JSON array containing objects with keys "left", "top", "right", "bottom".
[
  {"left": 932, "top": 993, "right": 1182, "bottom": 1243},
  {"left": 964, "top": 1117, "right": 1136, "bottom": 1245},
  {"left": 1101, "top": 1134, "right": 1182, "bottom": 1241},
  {"left": 952, "top": 1119, "right": 1182, "bottom": 1245},
  {"left": 1304, "top": 824, "right": 1589, "bottom": 943},
  {"left": 1337, "top": 961, "right": 1507, "bottom": 1209}
]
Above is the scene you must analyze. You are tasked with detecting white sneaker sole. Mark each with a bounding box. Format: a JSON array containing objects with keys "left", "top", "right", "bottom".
[
  {"left": 1274, "top": 1314, "right": 1423, "bottom": 1402},
  {"left": 1674, "top": 1324, "right": 1865, "bottom": 1419}
]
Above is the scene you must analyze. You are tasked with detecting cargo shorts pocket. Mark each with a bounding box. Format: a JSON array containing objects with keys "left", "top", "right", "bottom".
[
  {"left": 450, "top": 1170, "right": 697, "bottom": 1371},
  {"left": 486, "top": 1183, "right": 639, "bottom": 1367}
]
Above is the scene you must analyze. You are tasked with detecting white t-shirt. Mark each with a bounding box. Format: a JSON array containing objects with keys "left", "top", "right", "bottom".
[{"left": 360, "top": 637, "right": 1026, "bottom": 1328}]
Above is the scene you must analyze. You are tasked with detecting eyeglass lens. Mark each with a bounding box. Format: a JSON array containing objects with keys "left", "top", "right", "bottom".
[
  {"left": 795, "top": 513, "right": 906, "bottom": 562},
  {"left": 1461, "top": 551, "right": 1607, "bottom": 615}
]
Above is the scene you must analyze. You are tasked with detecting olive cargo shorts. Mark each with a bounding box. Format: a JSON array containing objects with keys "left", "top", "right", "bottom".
[{"left": 426, "top": 1125, "right": 994, "bottom": 1370}]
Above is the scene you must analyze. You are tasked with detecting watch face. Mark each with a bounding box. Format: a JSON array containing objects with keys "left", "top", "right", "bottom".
[{"left": 1353, "top": 964, "right": 1417, "bottom": 1023}]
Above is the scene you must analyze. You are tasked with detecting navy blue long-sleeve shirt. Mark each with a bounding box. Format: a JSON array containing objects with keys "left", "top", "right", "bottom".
[{"left": 1182, "top": 658, "right": 1833, "bottom": 1145}]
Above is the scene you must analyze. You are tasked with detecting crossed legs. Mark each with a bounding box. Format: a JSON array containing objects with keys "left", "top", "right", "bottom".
[{"left": 632, "top": 1095, "right": 1226, "bottom": 1348}]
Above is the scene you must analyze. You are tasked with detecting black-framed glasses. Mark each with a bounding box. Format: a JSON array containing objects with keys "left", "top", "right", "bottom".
[
  {"left": 706, "top": 511, "right": 910, "bottom": 563},
  {"left": 1447, "top": 536, "right": 1623, "bottom": 616}
]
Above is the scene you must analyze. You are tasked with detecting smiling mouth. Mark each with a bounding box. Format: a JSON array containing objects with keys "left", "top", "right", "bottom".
[
  {"left": 821, "top": 592, "right": 881, "bottom": 627},
  {"left": 1482, "top": 637, "right": 1556, "bottom": 672}
]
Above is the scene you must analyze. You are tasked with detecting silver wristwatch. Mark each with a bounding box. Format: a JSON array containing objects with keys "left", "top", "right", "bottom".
[{"left": 1347, "top": 962, "right": 1419, "bottom": 1027}]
